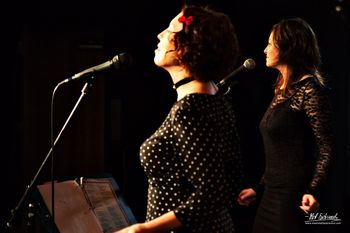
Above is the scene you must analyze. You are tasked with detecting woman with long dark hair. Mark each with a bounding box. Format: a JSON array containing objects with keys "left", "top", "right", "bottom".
[{"left": 238, "top": 17, "right": 334, "bottom": 233}]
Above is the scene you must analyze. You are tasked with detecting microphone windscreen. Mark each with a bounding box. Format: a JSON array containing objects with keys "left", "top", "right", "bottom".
[
  {"left": 243, "top": 58, "right": 256, "bottom": 70},
  {"left": 112, "top": 53, "right": 133, "bottom": 70}
]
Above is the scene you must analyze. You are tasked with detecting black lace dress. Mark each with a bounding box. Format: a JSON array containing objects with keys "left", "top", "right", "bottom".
[
  {"left": 253, "top": 77, "right": 334, "bottom": 233},
  {"left": 140, "top": 93, "right": 242, "bottom": 233}
]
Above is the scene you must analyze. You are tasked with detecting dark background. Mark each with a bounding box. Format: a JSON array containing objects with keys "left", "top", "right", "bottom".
[{"left": 1, "top": 0, "right": 349, "bottom": 233}]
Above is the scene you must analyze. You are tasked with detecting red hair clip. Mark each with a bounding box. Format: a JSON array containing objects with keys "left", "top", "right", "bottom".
[{"left": 178, "top": 15, "right": 193, "bottom": 26}]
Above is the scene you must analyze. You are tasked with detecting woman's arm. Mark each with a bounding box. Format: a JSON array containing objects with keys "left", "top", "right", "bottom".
[
  {"left": 302, "top": 81, "right": 334, "bottom": 195},
  {"left": 115, "top": 211, "right": 182, "bottom": 233}
]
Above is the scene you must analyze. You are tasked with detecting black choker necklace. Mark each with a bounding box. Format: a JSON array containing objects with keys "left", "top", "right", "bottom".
[{"left": 173, "top": 77, "right": 195, "bottom": 89}]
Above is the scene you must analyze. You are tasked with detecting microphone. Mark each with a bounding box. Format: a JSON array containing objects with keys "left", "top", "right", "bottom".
[
  {"left": 58, "top": 52, "right": 133, "bottom": 85},
  {"left": 217, "top": 58, "right": 256, "bottom": 87}
]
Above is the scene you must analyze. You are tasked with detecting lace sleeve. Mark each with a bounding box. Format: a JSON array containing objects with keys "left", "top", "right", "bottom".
[
  {"left": 252, "top": 175, "right": 265, "bottom": 194},
  {"left": 302, "top": 80, "right": 334, "bottom": 195}
]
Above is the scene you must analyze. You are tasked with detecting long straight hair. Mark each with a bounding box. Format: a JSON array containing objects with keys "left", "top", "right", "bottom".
[{"left": 271, "top": 17, "right": 325, "bottom": 95}]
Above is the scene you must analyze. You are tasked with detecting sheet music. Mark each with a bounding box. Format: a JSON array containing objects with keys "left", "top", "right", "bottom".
[
  {"left": 37, "top": 180, "right": 103, "bottom": 233},
  {"left": 82, "top": 178, "right": 130, "bottom": 233}
]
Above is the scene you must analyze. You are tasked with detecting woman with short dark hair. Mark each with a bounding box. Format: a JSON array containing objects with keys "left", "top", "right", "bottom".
[{"left": 116, "top": 5, "right": 242, "bottom": 233}]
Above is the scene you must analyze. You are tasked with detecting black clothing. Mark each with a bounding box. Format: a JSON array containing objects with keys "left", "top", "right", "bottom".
[
  {"left": 253, "top": 77, "right": 334, "bottom": 233},
  {"left": 253, "top": 188, "right": 305, "bottom": 233},
  {"left": 140, "top": 93, "right": 242, "bottom": 233}
]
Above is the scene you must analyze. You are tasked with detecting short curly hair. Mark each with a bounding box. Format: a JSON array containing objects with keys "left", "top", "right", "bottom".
[{"left": 173, "top": 5, "right": 240, "bottom": 83}]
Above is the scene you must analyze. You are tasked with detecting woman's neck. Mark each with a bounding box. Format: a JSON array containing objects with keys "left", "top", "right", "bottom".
[
  {"left": 167, "top": 68, "right": 218, "bottom": 100},
  {"left": 278, "top": 65, "right": 291, "bottom": 90},
  {"left": 176, "top": 79, "right": 218, "bottom": 101}
]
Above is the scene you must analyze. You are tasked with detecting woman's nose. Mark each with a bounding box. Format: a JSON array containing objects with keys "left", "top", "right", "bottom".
[{"left": 157, "top": 30, "right": 165, "bottom": 40}]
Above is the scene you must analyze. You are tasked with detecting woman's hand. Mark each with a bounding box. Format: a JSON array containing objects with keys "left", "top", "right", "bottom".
[
  {"left": 114, "top": 211, "right": 181, "bottom": 233},
  {"left": 237, "top": 188, "right": 257, "bottom": 206},
  {"left": 114, "top": 224, "right": 145, "bottom": 233},
  {"left": 300, "top": 194, "right": 320, "bottom": 214}
]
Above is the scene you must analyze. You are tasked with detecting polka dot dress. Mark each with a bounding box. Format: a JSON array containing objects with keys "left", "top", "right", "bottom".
[{"left": 140, "top": 93, "right": 242, "bottom": 233}]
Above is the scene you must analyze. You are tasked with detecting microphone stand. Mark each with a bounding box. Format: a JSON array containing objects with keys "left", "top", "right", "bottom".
[
  {"left": 216, "top": 75, "right": 239, "bottom": 96},
  {"left": 4, "top": 76, "right": 96, "bottom": 233}
]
